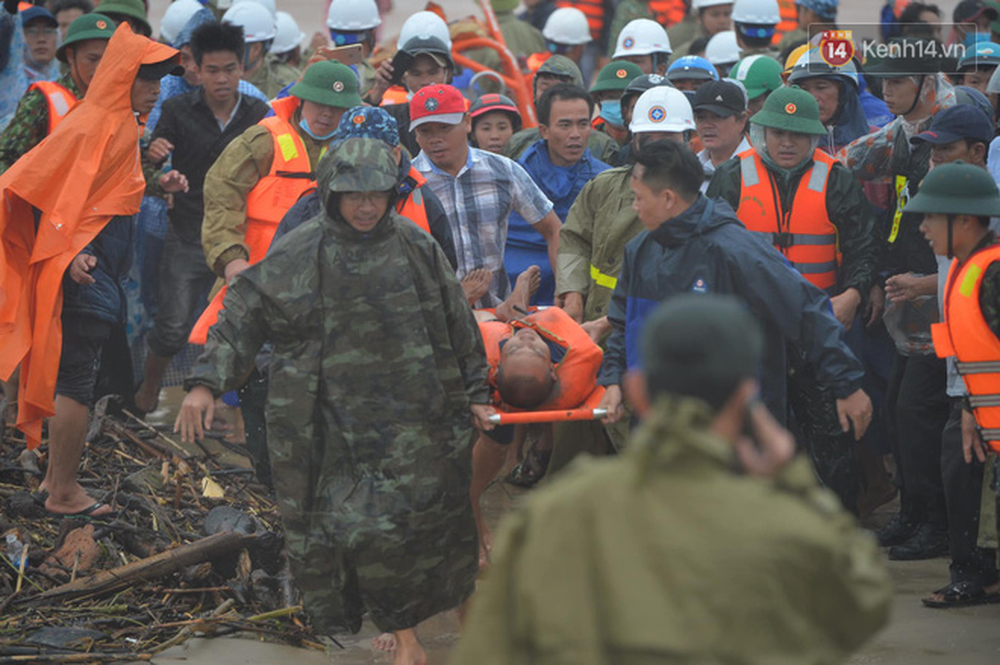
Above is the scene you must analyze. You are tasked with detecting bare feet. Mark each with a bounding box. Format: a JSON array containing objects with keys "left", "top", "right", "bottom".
[
  {"left": 513, "top": 265, "right": 542, "bottom": 304},
  {"left": 132, "top": 382, "right": 160, "bottom": 415},
  {"left": 372, "top": 632, "right": 396, "bottom": 653},
  {"left": 393, "top": 629, "right": 427, "bottom": 665},
  {"left": 478, "top": 525, "right": 494, "bottom": 571},
  {"left": 461, "top": 268, "right": 492, "bottom": 305},
  {"left": 42, "top": 481, "right": 114, "bottom": 517}
]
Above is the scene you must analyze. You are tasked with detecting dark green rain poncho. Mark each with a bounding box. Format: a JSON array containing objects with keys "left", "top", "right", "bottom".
[{"left": 186, "top": 137, "right": 490, "bottom": 634}]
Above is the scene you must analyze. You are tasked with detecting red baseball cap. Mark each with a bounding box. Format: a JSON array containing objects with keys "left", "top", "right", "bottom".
[{"left": 409, "top": 84, "right": 469, "bottom": 131}]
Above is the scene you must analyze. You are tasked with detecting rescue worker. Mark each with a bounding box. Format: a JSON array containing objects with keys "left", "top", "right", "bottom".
[
  {"left": 778, "top": 0, "right": 838, "bottom": 51},
  {"left": 454, "top": 294, "right": 892, "bottom": 665},
  {"left": 598, "top": 140, "right": 873, "bottom": 453},
  {"left": 706, "top": 86, "right": 879, "bottom": 512},
  {"left": 692, "top": 78, "right": 748, "bottom": 189},
  {"left": 159, "top": 0, "right": 201, "bottom": 47},
  {"left": 0, "top": 12, "right": 116, "bottom": 174},
  {"left": 670, "top": 0, "right": 735, "bottom": 62},
  {"left": 666, "top": 54, "right": 719, "bottom": 92},
  {"left": 524, "top": 7, "right": 591, "bottom": 85},
  {"left": 325, "top": 0, "right": 381, "bottom": 95},
  {"left": 221, "top": 1, "right": 296, "bottom": 99},
  {"left": 610, "top": 18, "right": 672, "bottom": 76},
  {"left": 956, "top": 40, "right": 1000, "bottom": 95},
  {"left": 612, "top": 72, "right": 675, "bottom": 166},
  {"left": 270, "top": 12, "right": 304, "bottom": 71},
  {"left": 505, "top": 55, "right": 619, "bottom": 162},
  {"left": 705, "top": 29, "right": 742, "bottom": 77},
  {"left": 0, "top": 25, "right": 182, "bottom": 516},
  {"left": 492, "top": 0, "right": 546, "bottom": 60},
  {"left": 729, "top": 53, "right": 782, "bottom": 115},
  {"left": 96, "top": 0, "right": 150, "bottom": 37},
  {"left": 609, "top": 0, "right": 695, "bottom": 63},
  {"left": 839, "top": 37, "right": 956, "bottom": 560},
  {"left": 909, "top": 162, "right": 1000, "bottom": 607},
  {"left": 469, "top": 93, "right": 523, "bottom": 154},
  {"left": 552, "top": 85, "right": 694, "bottom": 472},
  {"left": 589, "top": 61, "right": 645, "bottom": 147},
  {"left": 731, "top": 0, "right": 781, "bottom": 57},
  {"left": 175, "top": 138, "right": 492, "bottom": 665}
]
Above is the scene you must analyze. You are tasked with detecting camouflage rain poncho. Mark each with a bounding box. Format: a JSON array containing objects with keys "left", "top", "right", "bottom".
[{"left": 186, "top": 138, "right": 490, "bottom": 634}]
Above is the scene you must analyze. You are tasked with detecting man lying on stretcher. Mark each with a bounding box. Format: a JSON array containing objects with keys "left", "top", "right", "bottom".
[{"left": 471, "top": 266, "right": 603, "bottom": 567}]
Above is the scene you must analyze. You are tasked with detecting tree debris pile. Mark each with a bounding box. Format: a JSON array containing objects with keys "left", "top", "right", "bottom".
[{"left": 0, "top": 400, "right": 323, "bottom": 660}]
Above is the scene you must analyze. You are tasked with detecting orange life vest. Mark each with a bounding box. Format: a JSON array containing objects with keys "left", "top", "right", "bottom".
[
  {"left": 398, "top": 166, "right": 431, "bottom": 234},
  {"left": 736, "top": 147, "right": 840, "bottom": 290},
  {"left": 480, "top": 307, "right": 603, "bottom": 411},
  {"left": 932, "top": 243, "right": 1000, "bottom": 454},
  {"left": 649, "top": 0, "right": 687, "bottom": 28},
  {"left": 774, "top": 0, "right": 799, "bottom": 44},
  {"left": 28, "top": 80, "right": 77, "bottom": 134},
  {"left": 381, "top": 85, "right": 409, "bottom": 107},
  {"left": 557, "top": 0, "right": 606, "bottom": 41}
]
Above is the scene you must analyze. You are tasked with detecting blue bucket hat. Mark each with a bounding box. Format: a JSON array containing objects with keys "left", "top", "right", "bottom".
[{"left": 333, "top": 106, "right": 400, "bottom": 146}]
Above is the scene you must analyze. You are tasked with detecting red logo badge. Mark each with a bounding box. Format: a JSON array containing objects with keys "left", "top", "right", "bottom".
[
  {"left": 96, "top": 19, "right": 107, "bottom": 29},
  {"left": 616, "top": 68, "right": 627, "bottom": 78},
  {"left": 819, "top": 30, "right": 855, "bottom": 67},
  {"left": 785, "top": 103, "right": 797, "bottom": 114}
]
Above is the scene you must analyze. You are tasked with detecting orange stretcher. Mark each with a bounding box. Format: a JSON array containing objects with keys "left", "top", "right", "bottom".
[{"left": 486, "top": 385, "right": 608, "bottom": 425}]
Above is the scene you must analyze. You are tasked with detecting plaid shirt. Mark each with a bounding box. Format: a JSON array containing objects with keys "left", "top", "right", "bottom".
[{"left": 413, "top": 146, "right": 553, "bottom": 307}]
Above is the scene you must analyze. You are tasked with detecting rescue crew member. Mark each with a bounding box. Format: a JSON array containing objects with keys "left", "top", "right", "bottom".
[
  {"left": 524, "top": 6, "right": 591, "bottom": 78},
  {"left": 609, "top": 18, "right": 672, "bottom": 76},
  {"left": 706, "top": 86, "right": 878, "bottom": 512},
  {"left": 222, "top": 1, "right": 297, "bottom": 99},
  {"left": 729, "top": 53, "right": 783, "bottom": 116},
  {"left": 325, "top": 0, "right": 381, "bottom": 95},
  {"left": 668, "top": 0, "right": 734, "bottom": 60},
  {"left": 589, "top": 61, "right": 645, "bottom": 147},
  {"left": 0, "top": 13, "right": 116, "bottom": 174},
  {"left": 904, "top": 162, "right": 1000, "bottom": 608}
]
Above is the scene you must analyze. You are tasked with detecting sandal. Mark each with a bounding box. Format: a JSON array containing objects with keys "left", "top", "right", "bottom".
[
  {"left": 922, "top": 580, "right": 1000, "bottom": 609},
  {"left": 506, "top": 448, "right": 551, "bottom": 488}
]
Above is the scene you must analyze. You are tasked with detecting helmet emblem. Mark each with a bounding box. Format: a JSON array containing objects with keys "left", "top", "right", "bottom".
[
  {"left": 352, "top": 114, "right": 365, "bottom": 125},
  {"left": 623, "top": 36, "right": 635, "bottom": 50},
  {"left": 333, "top": 81, "right": 345, "bottom": 92},
  {"left": 648, "top": 74, "right": 664, "bottom": 83},
  {"left": 715, "top": 95, "right": 723, "bottom": 101},
  {"left": 649, "top": 105, "right": 666, "bottom": 122},
  {"left": 425, "top": 97, "right": 439, "bottom": 111},
  {"left": 96, "top": 19, "right": 107, "bottom": 29},
  {"left": 785, "top": 102, "right": 797, "bottom": 114},
  {"left": 616, "top": 68, "right": 627, "bottom": 78}
]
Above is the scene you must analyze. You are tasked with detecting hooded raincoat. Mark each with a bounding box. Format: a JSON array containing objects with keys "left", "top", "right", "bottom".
[
  {"left": 185, "top": 138, "right": 489, "bottom": 634},
  {"left": 0, "top": 25, "right": 178, "bottom": 447}
]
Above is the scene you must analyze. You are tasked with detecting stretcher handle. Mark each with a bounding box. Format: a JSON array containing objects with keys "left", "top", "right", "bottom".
[{"left": 487, "top": 408, "right": 608, "bottom": 424}]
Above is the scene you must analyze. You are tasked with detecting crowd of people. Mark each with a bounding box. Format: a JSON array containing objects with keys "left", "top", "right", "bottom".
[{"left": 3, "top": 0, "right": 1000, "bottom": 662}]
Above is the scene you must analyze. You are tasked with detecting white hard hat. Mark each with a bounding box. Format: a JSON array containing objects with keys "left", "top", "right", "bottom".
[
  {"left": 222, "top": 2, "right": 276, "bottom": 43},
  {"left": 542, "top": 7, "right": 592, "bottom": 45},
  {"left": 161, "top": 0, "right": 203, "bottom": 46},
  {"left": 612, "top": 19, "right": 672, "bottom": 58},
  {"left": 731, "top": 0, "right": 780, "bottom": 24},
  {"left": 705, "top": 30, "right": 741, "bottom": 65},
  {"left": 271, "top": 11, "right": 304, "bottom": 54},
  {"left": 232, "top": 0, "right": 276, "bottom": 20},
  {"left": 630, "top": 86, "right": 695, "bottom": 133},
  {"left": 692, "top": 0, "right": 735, "bottom": 8},
  {"left": 398, "top": 10, "right": 452, "bottom": 50},
  {"left": 327, "top": 0, "right": 381, "bottom": 31}
]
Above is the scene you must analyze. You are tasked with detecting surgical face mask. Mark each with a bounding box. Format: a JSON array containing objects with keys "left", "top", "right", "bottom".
[
  {"left": 600, "top": 99, "right": 624, "bottom": 128},
  {"left": 300, "top": 117, "right": 338, "bottom": 141}
]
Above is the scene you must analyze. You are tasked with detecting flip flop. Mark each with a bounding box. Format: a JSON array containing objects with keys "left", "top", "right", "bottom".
[
  {"left": 922, "top": 580, "right": 1000, "bottom": 609},
  {"left": 47, "top": 501, "right": 117, "bottom": 521}
]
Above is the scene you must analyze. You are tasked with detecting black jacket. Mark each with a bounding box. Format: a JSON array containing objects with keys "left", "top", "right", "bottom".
[{"left": 61, "top": 214, "right": 133, "bottom": 324}]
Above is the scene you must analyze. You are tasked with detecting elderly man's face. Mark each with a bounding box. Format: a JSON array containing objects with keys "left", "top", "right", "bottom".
[{"left": 339, "top": 191, "right": 392, "bottom": 232}]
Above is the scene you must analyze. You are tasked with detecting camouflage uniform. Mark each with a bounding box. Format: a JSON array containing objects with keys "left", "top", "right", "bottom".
[
  {"left": 185, "top": 138, "right": 489, "bottom": 634},
  {"left": 0, "top": 72, "right": 80, "bottom": 174},
  {"left": 246, "top": 55, "right": 300, "bottom": 99}
]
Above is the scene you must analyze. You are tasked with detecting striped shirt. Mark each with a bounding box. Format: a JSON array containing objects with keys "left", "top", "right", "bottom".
[{"left": 413, "top": 147, "right": 553, "bottom": 307}]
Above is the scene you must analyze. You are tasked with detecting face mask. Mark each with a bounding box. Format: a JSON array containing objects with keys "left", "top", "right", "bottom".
[
  {"left": 600, "top": 99, "right": 624, "bottom": 128},
  {"left": 299, "top": 117, "right": 338, "bottom": 141}
]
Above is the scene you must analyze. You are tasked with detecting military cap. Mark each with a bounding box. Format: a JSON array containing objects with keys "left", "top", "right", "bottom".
[
  {"left": 328, "top": 138, "right": 398, "bottom": 193},
  {"left": 750, "top": 85, "right": 826, "bottom": 135},
  {"left": 98, "top": 0, "right": 152, "bottom": 37},
  {"left": 290, "top": 60, "right": 364, "bottom": 109},
  {"left": 641, "top": 294, "right": 763, "bottom": 409},
  {"left": 334, "top": 107, "right": 400, "bottom": 146},
  {"left": 590, "top": 61, "right": 644, "bottom": 93},
  {"left": 903, "top": 161, "right": 1000, "bottom": 217},
  {"left": 536, "top": 54, "right": 584, "bottom": 87},
  {"left": 57, "top": 13, "right": 117, "bottom": 62}
]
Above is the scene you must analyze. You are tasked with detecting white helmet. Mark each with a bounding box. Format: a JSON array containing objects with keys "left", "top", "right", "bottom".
[
  {"left": 161, "top": 0, "right": 203, "bottom": 46},
  {"left": 542, "top": 7, "right": 592, "bottom": 45},
  {"left": 705, "top": 30, "right": 741, "bottom": 65},
  {"left": 692, "top": 0, "right": 735, "bottom": 8},
  {"left": 731, "top": 0, "right": 780, "bottom": 24},
  {"left": 327, "top": 0, "right": 381, "bottom": 31},
  {"left": 272, "top": 12, "right": 304, "bottom": 54},
  {"left": 398, "top": 10, "right": 452, "bottom": 50},
  {"left": 612, "top": 19, "right": 672, "bottom": 58},
  {"left": 222, "top": 2, "right": 276, "bottom": 43},
  {"left": 232, "top": 0, "right": 277, "bottom": 20},
  {"left": 630, "top": 87, "right": 694, "bottom": 134}
]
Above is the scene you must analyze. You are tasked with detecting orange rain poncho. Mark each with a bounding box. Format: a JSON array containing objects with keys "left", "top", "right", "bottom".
[{"left": 0, "top": 25, "right": 179, "bottom": 447}]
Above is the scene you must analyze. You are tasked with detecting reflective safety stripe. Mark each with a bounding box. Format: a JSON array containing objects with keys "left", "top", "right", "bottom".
[
  {"left": 590, "top": 264, "right": 618, "bottom": 289},
  {"left": 956, "top": 360, "right": 1000, "bottom": 374},
  {"left": 48, "top": 92, "right": 69, "bottom": 117},
  {"left": 968, "top": 394, "right": 1000, "bottom": 408},
  {"left": 807, "top": 160, "right": 829, "bottom": 192},
  {"left": 276, "top": 133, "right": 299, "bottom": 162},
  {"left": 889, "top": 175, "right": 907, "bottom": 244},
  {"left": 741, "top": 154, "right": 759, "bottom": 187},
  {"left": 750, "top": 230, "right": 837, "bottom": 245},
  {"left": 792, "top": 260, "right": 839, "bottom": 274},
  {"left": 979, "top": 429, "right": 1000, "bottom": 439}
]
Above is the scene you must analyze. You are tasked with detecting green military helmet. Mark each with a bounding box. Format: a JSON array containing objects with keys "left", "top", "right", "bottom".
[
  {"left": 749, "top": 85, "right": 827, "bottom": 135},
  {"left": 536, "top": 54, "right": 584, "bottom": 87},
  {"left": 729, "top": 54, "right": 783, "bottom": 100},
  {"left": 290, "top": 60, "right": 364, "bottom": 109},
  {"left": 57, "top": 13, "right": 117, "bottom": 63},
  {"left": 590, "top": 61, "right": 645, "bottom": 94},
  {"left": 904, "top": 162, "right": 1000, "bottom": 217},
  {"left": 97, "top": 0, "right": 152, "bottom": 37},
  {"left": 326, "top": 138, "right": 398, "bottom": 193}
]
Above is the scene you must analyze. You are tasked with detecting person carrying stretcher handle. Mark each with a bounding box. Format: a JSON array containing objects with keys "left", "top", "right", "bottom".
[{"left": 471, "top": 265, "right": 604, "bottom": 567}]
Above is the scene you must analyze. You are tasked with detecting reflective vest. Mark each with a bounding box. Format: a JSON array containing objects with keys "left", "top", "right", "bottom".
[
  {"left": 398, "top": 167, "right": 431, "bottom": 234},
  {"left": 480, "top": 307, "right": 603, "bottom": 410},
  {"left": 774, "top": 0, "right": 799, "bottom": 44},
  {"left": 557, "top": 0, "right": 605, "bottom": 41},
  {"left": 649, "top": 0, "right": 687, "bottom": 28},
  {"left": 29, "top": 80, "right": 77, "bottom": 134},
  {"left": 381, "top": 85, "right": 409, "bottom": 107},
  {"left": 736, "top": 148, "right": 841, "bottom": 290},
  {"left": 932, "top": 244, "right": 1000, "bottom": 453}
]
